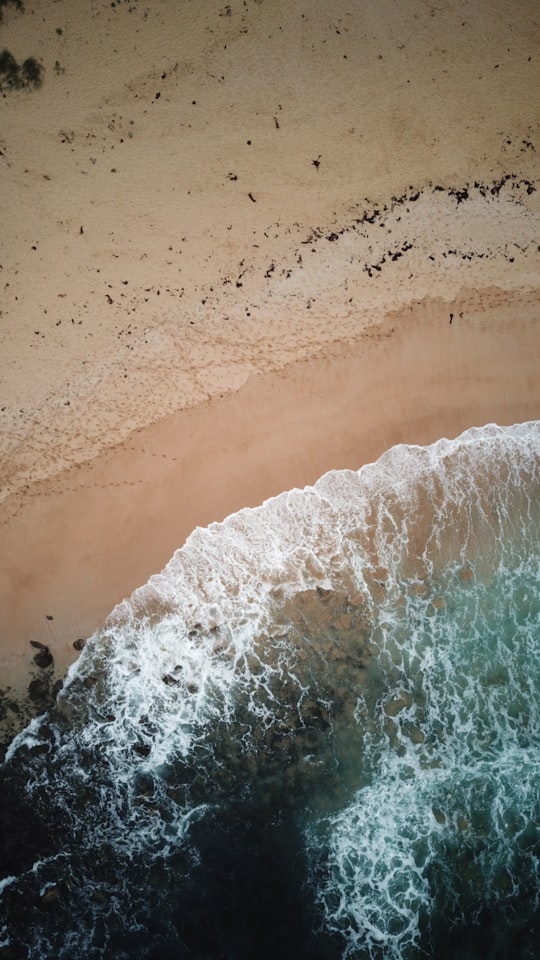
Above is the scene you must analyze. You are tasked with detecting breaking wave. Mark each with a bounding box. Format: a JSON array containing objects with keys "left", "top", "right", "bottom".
[{"left": 1, "top": 422, "right": 539, "bottom": 959}]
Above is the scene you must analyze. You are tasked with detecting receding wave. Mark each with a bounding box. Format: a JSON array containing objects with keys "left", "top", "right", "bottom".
[{"left": 1, "top": 422, "right": 539, "bottom": 959}]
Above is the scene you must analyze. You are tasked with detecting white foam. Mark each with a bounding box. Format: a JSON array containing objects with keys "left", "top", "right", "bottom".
[
  {"left": 305, "top": 482, "right": 540, "bottom": 957},
  {"left": 0, "top": 876, "right": 17, "bottom": 896},
  {"left": 46, "top": 421, "right": 538, "bottom": 847},
  {"left": 2, "top": 421, "right": 538, "bottom": 958}
]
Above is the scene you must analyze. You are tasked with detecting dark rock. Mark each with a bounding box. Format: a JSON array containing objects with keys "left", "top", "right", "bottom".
[
  {"left": 28, "top": 678, "right": 49, "bottom": 702},
  {"left": 40, "top": 885, "right": 61, "bottom": 906},
  {"left": 33, "top": 648, "right": 53, "bottom": 669},
  {"left": 162, "top": 673, "right": 180, "bottom": 686},
  {"left": 73, "top": 637, "right": 85, "bottom": 651}
]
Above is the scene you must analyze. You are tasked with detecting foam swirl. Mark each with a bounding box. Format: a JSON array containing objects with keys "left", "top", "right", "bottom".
[{"left": 1, "top": 422, "right": 538, "bottom": 959}]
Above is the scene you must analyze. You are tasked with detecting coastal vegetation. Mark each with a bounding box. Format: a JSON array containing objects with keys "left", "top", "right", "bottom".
[
  {"left": 0, "top": 48, "right": 43, "bottom": 89},
  {"left": 0, "top": 0, "right": 23, "bottom": 14},
  {"left": 0, "top": 0, "right": 43, "bottom": 91}
]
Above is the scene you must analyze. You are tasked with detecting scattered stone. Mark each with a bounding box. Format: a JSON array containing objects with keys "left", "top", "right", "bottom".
[
  {"left": 33, "top": 647, "right": 53, "bottom": 669},
  {"left": 28, "top": 678, "right": 50, "bottom": 702},
  {"left": 30, "top": 640, "right": 48, "bottom": 651},
  {"left": 40, "top": 885, "right": 61, "bottom": 905},
  {"left": 162, "top": 673, "right": 180, "bottom": 686},
  {"left": 73, "top": 637, "right": 86, "bottom": 651}
]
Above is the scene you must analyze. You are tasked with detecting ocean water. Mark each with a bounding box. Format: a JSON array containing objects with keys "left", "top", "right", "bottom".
[{"left": 0, "top": 422, "right": 538, "bottom": 960}]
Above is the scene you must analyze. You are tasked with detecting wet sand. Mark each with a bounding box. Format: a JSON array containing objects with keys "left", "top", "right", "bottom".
[{"left": 0, "top": 0, "right": 539, "bottom": 740}]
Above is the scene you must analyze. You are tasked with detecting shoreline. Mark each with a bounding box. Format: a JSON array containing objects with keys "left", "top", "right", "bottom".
[
  {"left": 1, "top": 285, "right": 539, "bottom": 745},
  {"left": 1, "top": 0, "right": 539, "bottom": 746}
]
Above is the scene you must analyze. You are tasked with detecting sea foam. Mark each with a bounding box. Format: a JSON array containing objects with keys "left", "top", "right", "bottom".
[{"left": 1, "top": 422, "right": 538, "bottom": 959}]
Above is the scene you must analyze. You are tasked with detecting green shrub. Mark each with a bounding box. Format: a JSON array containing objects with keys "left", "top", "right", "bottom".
[
  {"left": 0, "top": 2, "right": 43, "bottom": 92},
  {"left": 21, "top": 56, "right": 42, "bottom": 86},
  {"left": 0, "top": 0, "right": 23, "bottom": 18},
  {"left": 0, "top": 47, "right": 19, "bottom": 85},
  {"left": 0, "top": 48, "right": 43, "bottom": 89}
]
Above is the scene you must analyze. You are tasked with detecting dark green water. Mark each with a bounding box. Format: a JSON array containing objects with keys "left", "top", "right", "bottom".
[{"left": 0, "top": 423, "right": 538, "bottom": 959}]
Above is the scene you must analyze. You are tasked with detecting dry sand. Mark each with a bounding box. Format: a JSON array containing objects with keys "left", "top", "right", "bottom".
[{"left": 0, "top": 0, "right": 539, "bottom": 739}]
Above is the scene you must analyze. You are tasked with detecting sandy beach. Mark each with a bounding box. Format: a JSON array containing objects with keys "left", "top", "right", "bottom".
[{"left": 1, "top": 0, "right": 539, "bottom": 741}]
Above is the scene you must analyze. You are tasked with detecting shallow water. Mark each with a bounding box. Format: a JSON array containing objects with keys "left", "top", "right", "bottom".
[{"left": 1, "top": 422, "right": 539, "bottom": 959}]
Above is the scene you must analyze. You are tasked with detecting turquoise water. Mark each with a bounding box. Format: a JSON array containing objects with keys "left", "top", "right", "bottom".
[
  {"left": 307, "top": 550, "right": 540, "bottom": 958},
  {"left": 0, "top": 422, "right": 538, "bottom": 959}
]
